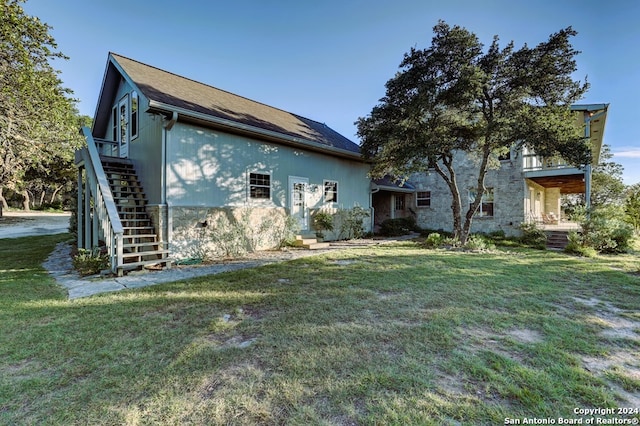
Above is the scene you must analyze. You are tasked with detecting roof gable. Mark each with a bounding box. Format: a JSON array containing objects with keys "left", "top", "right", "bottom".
[{"left": 103, "top": 53, "right": 361, "bottom": 158}]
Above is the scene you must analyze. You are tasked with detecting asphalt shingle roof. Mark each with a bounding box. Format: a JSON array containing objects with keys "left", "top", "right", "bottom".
[{"left": 111, "top": 53, "right": 361, "bottom": 156}]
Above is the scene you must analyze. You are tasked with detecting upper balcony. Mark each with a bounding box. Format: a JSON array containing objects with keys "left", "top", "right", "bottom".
[{"left": 522, "top": 153, "right": 587, "bottom": 194}]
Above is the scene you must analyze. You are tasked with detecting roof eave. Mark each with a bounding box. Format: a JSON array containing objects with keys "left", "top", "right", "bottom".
[{"left": 147, "top": 100, "right": 364, "bottom": 162}]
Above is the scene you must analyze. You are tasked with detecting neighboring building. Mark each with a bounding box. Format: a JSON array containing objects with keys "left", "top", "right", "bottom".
[
  {"left": 372, "top": 104, "right": 609, "bottom": 236},
  {"left": 75, "top": 53, "right": 371, "bottom": 274}
]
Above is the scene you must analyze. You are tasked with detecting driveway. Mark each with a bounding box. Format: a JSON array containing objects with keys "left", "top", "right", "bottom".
[{"left": 0, "top": 211, "right": 71, "bottom": 239}]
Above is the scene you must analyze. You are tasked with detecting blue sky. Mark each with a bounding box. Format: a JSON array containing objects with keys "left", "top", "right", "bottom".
[{"left": 24, "top": 0, "right": 640, "bottom": 184}]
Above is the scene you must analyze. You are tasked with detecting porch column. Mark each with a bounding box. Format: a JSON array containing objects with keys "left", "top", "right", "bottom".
[
  {"left": 585, "top": 164, "right": 592, "bottom": 210},
  {"left": 77, "top": 167, "right": 84, "bottom": 248},
  {"left": 84, "top": 175, "right": 92, "bottom": 248},
  {"left": 92, "top": 181, "right": 99, "bottom": 248}
]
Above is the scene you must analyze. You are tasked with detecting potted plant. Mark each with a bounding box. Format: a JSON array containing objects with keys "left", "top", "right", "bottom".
[{"left": 313, "top": 210, "right": 334, "bottom": 240}]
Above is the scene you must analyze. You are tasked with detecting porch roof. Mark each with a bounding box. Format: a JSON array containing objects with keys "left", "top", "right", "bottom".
[
  {"left": 526, "top": 173, "right": 585, "bottom": 194},
  {"left": 371, "top": 176, "right": 416, "bottom": 193}
]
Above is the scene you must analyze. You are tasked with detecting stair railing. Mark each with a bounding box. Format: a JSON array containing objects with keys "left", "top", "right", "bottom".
[{"left": 78, "top": 127, "right": 124, "bottom": 274}]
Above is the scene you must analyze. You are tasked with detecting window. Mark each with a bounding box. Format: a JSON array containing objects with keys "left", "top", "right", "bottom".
[
  {"left": 112, "top": 107, "right": 117, "bottom": 141},
  {"left": 469, "top": 188, "right": 494, "bottom": 217},
  {"left": 416, "top": 191, "right": 431, "bottom": 207},
  {"left": 130, "top": 91, "right": 139, "bottom": 139},
  {"left": 395, "top": 194, "right": 405, "bottom": 211},
  {"left": 324, "top": 180, "right": 338, "bottom": 203},
  {"left": 249, "top": 172, "right": 271, "bottom": 199}
]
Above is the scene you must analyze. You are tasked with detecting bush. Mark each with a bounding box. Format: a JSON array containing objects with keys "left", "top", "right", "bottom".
[
  {"left": 312, "top": 210, "right": 334, "bottom": 239},
  {"left": 564, "top": 231, "right": 597, "bottom": 257},
  {"left": 379, "top": 216, "right": 418, "bottom": 237},
  {"left": 519, "top": 222, "right": 547, "bottom": 249},
  {"left": 424, "top": 232, "right": 444, "bottom": 248},
  {"left": 335, "top": 206, "right": 370, "bottom": 239},
  {"left": 579, "top": 206, "right": 633, "bottom": 254},
  {"left": 73, "top": 247, "right": 110, "bottom": 276},
  {"left": 464, "top": 234, "right": 495, "bottom": 251}
]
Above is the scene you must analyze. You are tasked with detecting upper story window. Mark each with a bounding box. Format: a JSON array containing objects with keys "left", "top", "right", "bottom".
[
  {"left": 112, "top": 107, "right": 117, "bottom": 141},
  {"left": 130, "top": 91, "right": 139, "bottom": 139},
  {"left": 324, "top": 180, "right": 338, "bottom": 203},
  {"left": 469, "top": 188, "right": 494, "bottom": 217},
  {"left": 249, "top": 172, "right": 271, "bottom": 200},
  {"left": 416, "top": 191, "right": 431, "bottom": 207}
]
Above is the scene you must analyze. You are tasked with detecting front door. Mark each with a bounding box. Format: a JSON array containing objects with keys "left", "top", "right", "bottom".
[
  {"left": 289, "top": 176, "right": 309, "bottom": 231},
  {"left": 117, "top": 95, "right": 129, "bottom": 158}
]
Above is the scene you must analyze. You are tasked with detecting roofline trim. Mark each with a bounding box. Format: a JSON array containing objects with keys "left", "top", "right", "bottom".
[{"left": 147, "top": 100, "right": 364, "bottom": 161}]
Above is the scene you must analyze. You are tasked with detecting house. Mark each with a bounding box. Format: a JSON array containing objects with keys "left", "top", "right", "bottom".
[
  {"left": 75, "top": 53, "right": 372, "bottom": 275},
  {"left": 372, "top": 104, "right": 609, "bottom": 236}
]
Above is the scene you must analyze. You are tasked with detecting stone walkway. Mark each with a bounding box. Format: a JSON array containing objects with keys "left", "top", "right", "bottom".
[{"left": 43, "top": 235, "right": 418, "bottom": 300}]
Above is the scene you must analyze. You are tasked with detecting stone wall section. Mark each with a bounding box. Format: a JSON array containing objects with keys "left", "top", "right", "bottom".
[{"left": 410, "top": 152, "right": 526, "bottom": 236}]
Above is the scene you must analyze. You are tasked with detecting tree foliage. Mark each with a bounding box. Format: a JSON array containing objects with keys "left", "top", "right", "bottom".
[
  {"left": 624, "top": 183, "right": 640, "bottom": 234},
  {"left": 357, "top": 21, "right": 589, "bottom": 242},
  {"left": 0, "top": 0, "right": 83, "bottom": 210},
  {"left": 562, "top": 144, "right": 625, "bottom": 215}
]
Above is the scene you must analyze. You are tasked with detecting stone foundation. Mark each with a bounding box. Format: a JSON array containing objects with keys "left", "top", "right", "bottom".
[{"left": 169, "top": 206, "right": 291, "bottom": 260}]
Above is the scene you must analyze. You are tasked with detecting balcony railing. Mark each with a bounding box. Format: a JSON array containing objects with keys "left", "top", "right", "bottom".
[{"left": 522, "top": 154, "right": 577, "bottom": 172}]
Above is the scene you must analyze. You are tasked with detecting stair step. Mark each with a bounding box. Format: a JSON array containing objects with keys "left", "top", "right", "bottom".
[
  {"left": 122, "top": 249, "right": 171, "bottom": 259},
  {"left": 293, "top": 238, "right": 318, "bottom": 247},
  {"left": 304, "top": 242, "right": 331, "bottom": 250},
  {"left": 119, "top": 258, "right": 173, "bottom": 272},
  {"left": 123, "top": 241, "right": 167, "bottom": 250}
]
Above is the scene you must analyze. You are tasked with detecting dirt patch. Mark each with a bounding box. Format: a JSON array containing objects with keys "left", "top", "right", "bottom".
[
  {"left": 573, "top": 296, "right": 640, "bottom": 405},
  {"left": 506, "top": 328, "right": 543, "bottom": 344}
]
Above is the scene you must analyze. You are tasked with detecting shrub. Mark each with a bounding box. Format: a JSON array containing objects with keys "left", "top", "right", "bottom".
[
  {"left": 73, "top": 247, "right": 110, "bottom": 276},
  {"left": 335, "top": 206, "right": 370, "bottom": 239},
  {"left": 312, "top": 211, "right": 334, "bottom": 239},
  {"left": 464, "top": 234, "right": 495, "bottom": 251},
  {"left": 519, "top": 222, "right": 547, "bottom": 249},
  {"left": 564, "top": 231, "right": 597, "bottom": 257},
  {"left": 424, "top": 232, "right": 444, "bottom": 248},
  {"left": 379, "top": 216, "right": 418, "bottom": 237},
  {"left": 579, "top": 206, "right": 633, "bottom": 254}
]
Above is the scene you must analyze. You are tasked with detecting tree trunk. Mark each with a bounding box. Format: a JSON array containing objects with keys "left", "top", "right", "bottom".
[
  {"left": 50, "top": 185, "right": 63, "bottom": 204},
  {"left": 39, "top": 190, "right": 46, "bottom": 207},
  {"left": 0, "top": 187, "right": 7, "bottom": 217},
  {"left": 22, "top": 190, "right": 31, "bottom": 211}
]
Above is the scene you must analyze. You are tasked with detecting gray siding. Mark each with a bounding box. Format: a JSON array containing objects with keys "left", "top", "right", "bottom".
[{"left": 165, "top": 122, "right": 371, "bottom": 211}]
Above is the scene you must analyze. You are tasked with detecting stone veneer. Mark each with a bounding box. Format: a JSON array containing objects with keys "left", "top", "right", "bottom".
[
  {"left": 168, "top": 206, "right": 290, "bottom": 260},
  {"left": 410, "top": 152, "right": 527, "bottom": 237}
]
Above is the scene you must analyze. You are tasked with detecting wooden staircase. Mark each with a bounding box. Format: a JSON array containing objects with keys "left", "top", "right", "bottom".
[
  {"left": 293, "top": 234, "right": 331, "bottom": 250},
  {"left": 101, "top": 157, "right": 172, "bottom": 273},
  {"left": 546, "top": 230, "right": 570, "bottom": 250}
]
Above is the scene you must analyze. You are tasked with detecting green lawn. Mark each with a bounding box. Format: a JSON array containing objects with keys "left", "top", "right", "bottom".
[{"left": 1, "top": 235, "right": 639, "bottom": 425}]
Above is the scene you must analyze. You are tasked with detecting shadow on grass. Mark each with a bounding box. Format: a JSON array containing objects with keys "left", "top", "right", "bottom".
[{"left": 1, "top": 237, "right": 639, "bottom": 424}]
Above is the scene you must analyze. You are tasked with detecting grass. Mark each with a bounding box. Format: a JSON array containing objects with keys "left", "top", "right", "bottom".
[{"left": 1, "top": 235, "right": 639, "bottom": 425}]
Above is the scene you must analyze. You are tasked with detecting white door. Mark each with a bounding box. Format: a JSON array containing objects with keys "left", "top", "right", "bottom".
[
  {"left": 289, "top": 176, "right": 309, "bottom": 231},
  {"left": 117, "top": 95, "right": 129, "bottom": 158}
]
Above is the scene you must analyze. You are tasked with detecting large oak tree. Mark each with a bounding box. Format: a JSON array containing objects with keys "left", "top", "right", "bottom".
[
  {"left": 357, "top": 21, "right": 590, "bottom": 243},
  {"left": 0, "top": 0, "right": 82, "bottom": 211}
]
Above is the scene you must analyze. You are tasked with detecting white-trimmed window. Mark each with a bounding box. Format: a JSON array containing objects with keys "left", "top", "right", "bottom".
[
  {"left": 416, "top": 191, "right": 431, "bottom": 207},
  {"left": 112, "top": 106, "right": 118, "bottom": 141},
  {"left": 130, "top": 91, "right": 139, "bottom": 139},
  {"left": 469, "top": 188, "right": 494, "bottom": 217},
  {"left": 249, "top": 172, "right": 271, "bottom": 200},
  {"left": 324, "top": 180, "right": 338, "bottom": 203},
  {"left": 395, "top": 194, "right": 405, "bottom": 211}
]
